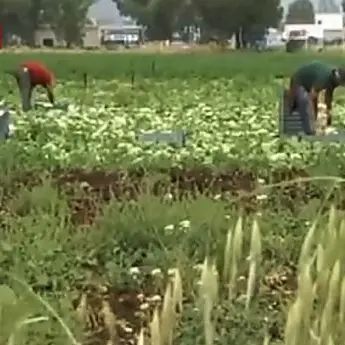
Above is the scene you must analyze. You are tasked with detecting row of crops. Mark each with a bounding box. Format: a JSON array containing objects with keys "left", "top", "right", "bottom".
[{"left": 1, "top": 51, "right": 345, "bottom": 174}]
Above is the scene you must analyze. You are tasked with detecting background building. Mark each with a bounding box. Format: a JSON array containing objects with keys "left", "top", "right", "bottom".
[
  {"left": 34, "top": 0, "right": 143, "bottom": 48},
  {"left": 283, "top": 12, "right": 344, "bottom": 45}
]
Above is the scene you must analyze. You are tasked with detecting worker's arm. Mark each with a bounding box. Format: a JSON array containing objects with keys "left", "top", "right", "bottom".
[
  {"left": 44, "top": 85, "right": 55, "bottom": 105},
  {"left": 325, "top": 82, "right": 336, "bottom": 126},
  {"left": 309, "top": 87, "right": 319, "bottom": 120}
]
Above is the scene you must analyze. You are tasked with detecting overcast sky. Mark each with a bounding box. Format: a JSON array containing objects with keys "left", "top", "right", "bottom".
[
  {"left": 87, "top": 0, "right": 342, "bottom": 24},
  {"left": 87, "top": 0, "right": 122, "bottom": 23}
]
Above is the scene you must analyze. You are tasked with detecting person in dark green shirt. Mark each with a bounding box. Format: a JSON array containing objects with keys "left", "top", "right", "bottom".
[{"left": 289, "top": 61, "right": 345, "bottom": 134}]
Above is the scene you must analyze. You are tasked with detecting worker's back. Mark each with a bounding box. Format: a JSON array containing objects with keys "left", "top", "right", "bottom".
[{"left": 290, "top": 61, "right": 333, "bottom": 92}]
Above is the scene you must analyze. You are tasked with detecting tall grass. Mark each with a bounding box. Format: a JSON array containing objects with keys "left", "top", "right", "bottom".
[{"left": 2, "top": 198, "right": 345, "bottom": 345}]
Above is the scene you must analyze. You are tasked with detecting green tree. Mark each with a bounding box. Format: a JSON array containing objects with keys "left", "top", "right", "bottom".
[
  {"left": 0, "top": 0, "right": 31, "bottom": 42},
  {"left": 238, "top": 0, "right": 283, "bottom": 47},
  {"left": 114, "top": 0, "right": 282, "bottom": 44},
  {"left": 43, "top": 0, "right": 95, "bottom": 47},
  {"left": 193, "top": 0, "right": 282, "bottom": 47},
  {"left": 25, "top": 0, "right": 47, "bottom": 45},
  {"left": 192, "top": 0, "right": 236, "bottom": 41},
  {"left": 0, "top": 0, "right": 94, "bottom": 46},
  {"left": 114, "top": 0, "right": 187, "bottom": 40},
  {"left": 285, "top": 0, "right": 315, "bottom": 24}
]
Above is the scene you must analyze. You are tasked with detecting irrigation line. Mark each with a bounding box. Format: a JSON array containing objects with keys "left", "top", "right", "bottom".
[
  {"left": 227, "top": 175, "right": 345, "bottom": 205},
  {"left": 312, "top": 179, "right": 339, "bottom": 227},
  {"left": 225, "top": 175, "right": 345, "bottom": 231}
]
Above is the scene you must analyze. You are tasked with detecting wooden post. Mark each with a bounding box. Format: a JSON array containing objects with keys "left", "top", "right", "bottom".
[
  {"left": 18, "top": 67, "right": 31, "bottom": 112},
  {"left": 0, "top": 23, "right": 2, "bottom": 49},
  {"left": 278, "top": 87, "right": 285, "bottom": 137}
]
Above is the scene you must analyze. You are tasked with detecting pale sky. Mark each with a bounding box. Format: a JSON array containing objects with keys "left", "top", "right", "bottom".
[{"left": 87, "top": 0, "right": 122, "bottom": 24}]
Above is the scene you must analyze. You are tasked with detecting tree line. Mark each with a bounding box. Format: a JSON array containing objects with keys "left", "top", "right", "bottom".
[
  {"left": 113, "top": 0, "right": 284, "bottom": 46},
  {"left": 1, "top": 0, "right": 341, "bottom": 48},
  {"left": 0, "top": 0, "right": 285, "bottom": 48},
  {"left": 285, "top": 0, "right": 344, "bottom": 25},
  {"left": 0, "top": 0, "right": 94, "bottom": 47}
]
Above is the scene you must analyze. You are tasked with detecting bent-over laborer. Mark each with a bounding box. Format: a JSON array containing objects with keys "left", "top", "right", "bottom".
[
  {"left": 7, "top": 60, "right": 56, "bottom": 110},
  {"left": 289, "top": 61, "right": 345, "bottom": 134}
]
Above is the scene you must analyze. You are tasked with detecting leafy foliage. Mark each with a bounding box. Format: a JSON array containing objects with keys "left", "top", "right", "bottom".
[
  {"left": 0, "top": 0, "right": 283, "bottom": 46},
  {"left": 285, "top": 0, "right": 315, "bottom": 25},
  {"left": 1, "top": 51, "right": 345, "bottom": 345},
  {"left": 0, "top": 52, "right": 345, "bottom": 170},
  {"left": 42, "top": 0, "right": 94, "bottom": 47},
  {"left": 113, "top": 0, "right": 283, "bottom": 43},
  {"left": 0, "top": 0, "right": 95, "bottom": 46}
]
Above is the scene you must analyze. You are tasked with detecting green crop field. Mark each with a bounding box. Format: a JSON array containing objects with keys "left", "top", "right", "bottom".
[{"left": 2, "top": 51, "right": 345, "bottom": 345}]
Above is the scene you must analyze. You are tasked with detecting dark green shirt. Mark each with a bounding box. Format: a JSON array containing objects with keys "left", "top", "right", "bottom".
[{"left": 290, "top": 61, "right": 334, "bottom": 92}]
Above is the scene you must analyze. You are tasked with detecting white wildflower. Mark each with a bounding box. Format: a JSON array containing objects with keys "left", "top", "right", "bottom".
[
  {"left": 179, "top": 220, "right": 190, "bottom": 229},
  {"left": 129, "top": 267, "right": 140, "bottom": 275},
  {"left": 164, "top": 224, "right": 175, "bottom": 232},
  {"left": 151, "top": 268, "right": 162, "bottom": 277}
]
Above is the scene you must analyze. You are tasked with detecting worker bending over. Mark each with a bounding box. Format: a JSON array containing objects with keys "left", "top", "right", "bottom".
[
  {"left": 7, "top": 60, "right": 55, "bottom": 111},
  {"left": 289, "top": 61, "right": 345, "bottom": 134}
]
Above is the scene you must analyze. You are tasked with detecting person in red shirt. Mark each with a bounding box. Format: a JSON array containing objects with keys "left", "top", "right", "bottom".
[{"left": 7, "top": 60, "right": 55, "bottom": 110}]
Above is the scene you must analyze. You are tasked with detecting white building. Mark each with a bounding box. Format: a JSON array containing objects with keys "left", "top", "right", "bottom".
[
  {"left": 284, "top": 12, "right": 344, "bottom": 43},
  {"left": 315, "top": 12, "right": 343, "bottom": 42},
  {"left": 265, "top": 27, "right": 285, "bottom": 47},
  {"left": 283, "top": 24, "right": 323, "bottom": 40},
  {"left": 315, "top": 13, "right": 343, "bottom": 29},
  {"left": 34, "top": 19, "right": 101, "bottom": 48}
]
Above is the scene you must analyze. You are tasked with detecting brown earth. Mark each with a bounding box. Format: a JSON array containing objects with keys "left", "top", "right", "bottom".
[
  {"left": 2, "top": 166, "right": 337, "bottom": 226},
  {"left": 71, "top": 262, "right": 298, "bottom": 345}
]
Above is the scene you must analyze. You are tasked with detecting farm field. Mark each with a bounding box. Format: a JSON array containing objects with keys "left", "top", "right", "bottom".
[{"left": 2, "top": 51, "right": 345, "bottom": 345}]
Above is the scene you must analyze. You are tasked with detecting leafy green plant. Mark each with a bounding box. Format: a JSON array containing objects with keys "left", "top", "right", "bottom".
[
  {"left": 0, "top": 51, "right": 345, "bottom": 345},
  {"left": 0, "top": 284, "right": 48, "bottom": 345}
]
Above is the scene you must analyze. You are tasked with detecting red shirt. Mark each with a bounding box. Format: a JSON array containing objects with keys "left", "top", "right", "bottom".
[{"left": 21, "top": 61, "right": 55, "bottom": 88}]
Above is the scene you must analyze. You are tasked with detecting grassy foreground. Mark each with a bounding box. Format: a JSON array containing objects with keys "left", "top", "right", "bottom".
[{"left": 1, "top": 51, "right": 345, "bottom": 345}]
